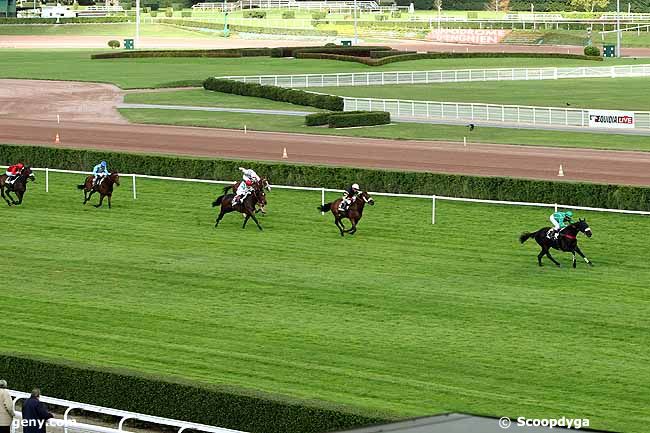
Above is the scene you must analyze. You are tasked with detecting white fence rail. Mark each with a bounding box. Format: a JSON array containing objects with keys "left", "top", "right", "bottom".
[
  {"left": 6, "top": 167, "right": 650, "bottom": 224},
  {"left": 8, "top": 389, "right": 246, "bottom": 433},
  {"left": 342, "top": 97, "right": 650, "bottom": 129},
  {"left": 220, "top": 64, "right": 650, "bottom": 89}
]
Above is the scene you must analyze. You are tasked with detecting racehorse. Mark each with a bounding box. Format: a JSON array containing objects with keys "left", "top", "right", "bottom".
[
  {"left": 77, "top": 172, "right": 120, "bottom": 208},
  {"left": 318, "top": 191, "right": 375, "bottom": 236},
  {"left": 223, "top": 178, "right": 271, "bottom": 214},
  {"left": 0, "top": 166, "right": 35, "bottom": 206},
  {"left": 520, "top": 219, "right": 593, "bottom": 268},
  {"left": 212, "top": 187, "right": 267, "bottom": 231}
]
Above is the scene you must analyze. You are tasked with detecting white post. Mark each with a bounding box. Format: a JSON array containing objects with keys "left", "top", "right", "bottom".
[
  {"left": 132, "top": 174, "right": 137, "bottom": 200},
  {"left": 617, "top": 0, "right": 622, "bottom": 58},
  {"left": 353, "top": 0, "right": 358, "bottom": 44},
  {"left": 135, "top": 0, "right": 140, "bottom": 48},
  {"left": 554, "top": 203, "right": 558, "bottom": 212},
  {"left": 45, "top": 167, "right": 49, "bottom": 193},
  {"left": 321, "top": 188, "right": 325, "bottom": 215},
  {"left": 431, "top": 195, "right": 436, "bottom": 224}
]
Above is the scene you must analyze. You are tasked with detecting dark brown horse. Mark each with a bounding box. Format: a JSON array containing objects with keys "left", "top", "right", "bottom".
[
  {"left": 77, "top": 172, "right": 120, "bottom": 208},
  {"left": 520, "top": 219, "right": 593, "bottom": 268},
  {"left": 0, "top": 166, "right": 35, "bottom": 206},
  {"left": 318, "top": 191, "right": 375, "bottom": 236},
  {"left": 212, "top": 187, "right": 267, "bottom": 231},
  {"left": 223, "top": 178, "right": 271, "bottom": 214}
]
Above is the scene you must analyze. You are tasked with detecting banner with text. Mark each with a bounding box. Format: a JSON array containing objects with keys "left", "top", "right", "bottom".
[
  {"left": 588, "top": 110, "right": 636, "bottom": 129},
  {"left": 426, "top": 29, "right": 509, "bottom": 45}
]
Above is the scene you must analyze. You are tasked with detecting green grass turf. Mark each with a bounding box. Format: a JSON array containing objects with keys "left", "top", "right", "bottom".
[
  {"left": 0, "top": 49, "right": 641, "bottom": 89},
  {"left": 124, "top": 89, "right": 325, "bottom": 111},
  {"left": 4, "top": 171, "right": 650, "bottom": 433},
  {"left": 118, "top": 108, "right": 650, "bottom": 152},
  {"left": 0, "top": 23, "right": 216, "bottom": 37},
  {"left": 311, "top": 77, "right": 650, "bottom": 111}
]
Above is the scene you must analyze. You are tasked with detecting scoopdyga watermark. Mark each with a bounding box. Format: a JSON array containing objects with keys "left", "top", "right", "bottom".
[{"left": 499, "top": 416, "right": 590, "bottom": 429}]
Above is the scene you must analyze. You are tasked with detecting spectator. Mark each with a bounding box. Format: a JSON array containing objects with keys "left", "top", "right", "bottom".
[
  {"left": 0, "top": 380, "right": 15, "bottom": 433},
  {"left": 22, "top": 389, "right": 52, "bottom": 433}
]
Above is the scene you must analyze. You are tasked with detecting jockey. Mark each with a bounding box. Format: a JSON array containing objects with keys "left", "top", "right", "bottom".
[
  {"left": 339, "top": 183, "right": 361, "bottom": 212},
  {"left": 233, "top": 179, "right": 254, "bottom": 206},
  {"left": 5, "top": 163, "right": 25, "bottom": 186},
  {"left": 92, "top": 161, "right": 110, "bottom": 187},
  {"left": 239, "top": 167, "right": 260, "bottom": 184},
  {"left": 549, "top": 210, "right": 574, "bottom": 239}
]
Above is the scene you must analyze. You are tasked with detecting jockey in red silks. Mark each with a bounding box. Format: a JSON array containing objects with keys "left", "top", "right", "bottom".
[{"left": 5, "top": 163, "right": 25, "bottom": 185}]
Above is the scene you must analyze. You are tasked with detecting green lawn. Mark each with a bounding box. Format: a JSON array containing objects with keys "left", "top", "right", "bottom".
[
  {"left": 310, "top": 77, "right": 650, "bottom": 111},
  {"left": 118, "top": 108, "right": 650, "bottom": 152},
  {"left": 4, "top": 171, "right": 650, "bottom": 433},
  {"left": 124, "top": 89, "right": 324, "bottom": 111},
  {"left": 0, "top": 49, "right": 642, "bottom": 89},
  {"left": 0, "top": 23, "right": 214, "bottom": 37}
]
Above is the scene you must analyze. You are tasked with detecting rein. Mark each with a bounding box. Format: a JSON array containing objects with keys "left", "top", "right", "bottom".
[{"left": 562, "top": 233, "right": 577, "bottom": 240}]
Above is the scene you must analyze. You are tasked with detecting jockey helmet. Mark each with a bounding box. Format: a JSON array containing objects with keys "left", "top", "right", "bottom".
[
  {"left": 245, "top": 180, "right": 253, "bottom": 186},
  {"left": 352, "top": 183, "right": 360, "bottom": 190},
  {"left": 101, "top": 161, "right": 107, "bottom": 167}
]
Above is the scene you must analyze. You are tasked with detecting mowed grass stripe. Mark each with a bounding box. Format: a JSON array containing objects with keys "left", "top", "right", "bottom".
[{"left": 4, "top": 172, "right": 650, "bottom": 432}]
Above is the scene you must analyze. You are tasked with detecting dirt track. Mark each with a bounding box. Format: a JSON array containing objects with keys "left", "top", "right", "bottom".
[{"left": 2, "top": 79, "right": 650, "bottom": 186}]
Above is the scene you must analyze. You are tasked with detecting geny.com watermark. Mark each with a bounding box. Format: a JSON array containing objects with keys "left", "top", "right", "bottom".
[
  {"left": 13, "top": 419, "right": 78, "bottom": 430},
  {"left": 499, "top": 416, "right": 590, "bottom": 429}
]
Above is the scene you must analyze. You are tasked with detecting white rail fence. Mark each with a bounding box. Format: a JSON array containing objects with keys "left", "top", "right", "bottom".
[
  {"left": 220, "top": 64, "right": 650, "bottom": 89},
  {"left": 8, "top": 389, "right": 245, "bottom": 433},
  {"left": 8, "top": 167, "right": 650, "bottom": 224},
  {"left": 342, "top": 97, "right": 650, "bottom": 129}
]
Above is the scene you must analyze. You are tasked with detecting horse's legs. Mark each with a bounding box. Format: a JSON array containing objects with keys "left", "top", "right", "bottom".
[
  {"left": 0, "top": 187, "right": 11, "bottom": 206},
  {"left": 242, "top": 214, "right": 250, "bottom": 229},
  {"left": 249, "top": 212, "right": 263, "bottom": 231},
  {"left": 545, "top": 249, "right": 561, "bottom": 267},
  {"left": 5, "top": 190, "right": 16, "bottom": 206},
  {"left": 575, "top": 246, "right": 593, "bottom": 266},
  {"left": 215, "top": 210, "right": 225, "bottom": 228},
  {"left": 84, "top": 189, "right": 95, "bottom": 205},
  {"left": 334, "top": 217, "right": 345, "bottom": 236},
  {"left": 94, "top": 194, "right": 105, "bottom": 208},
  {"left": 572, "top": 252, "right": 577, "bottom": 269},
  {"left": 14, "top": 190, "right": 23, "bottom": 205},
  {"left": 346, "top": 219, "right": 358, "bottom": 235},
  {"left": 537, "top": 248, "right": 545, "bottom": 266},
  {"left": 108, "top": 194, "right": 112, "bottom": 209}
]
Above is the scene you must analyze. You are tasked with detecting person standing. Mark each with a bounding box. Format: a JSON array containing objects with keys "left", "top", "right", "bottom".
[
  {"left": 22, "top": 389, "right": 53, "bottom": 433},
  {"left": 0, "top": 380, "right": 15, "bottom": 433}
]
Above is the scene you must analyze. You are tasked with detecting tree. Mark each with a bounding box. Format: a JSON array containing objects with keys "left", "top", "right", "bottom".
[{"left": 570, "top": 0, "right": 610, "bottom": 12}]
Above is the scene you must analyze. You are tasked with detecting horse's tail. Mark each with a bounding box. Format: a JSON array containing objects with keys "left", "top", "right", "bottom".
[
  {"left": 222, "top": 185, "right": 232, "bottom": 194},
  {"left": 318, "top": 202, "right": 332, "bottom": 212},
  {"left": 77, "top": 184, "right": 85, "bottom": 190},
  {"left": 212, "top": 195, "right": 225, "bottom": 207},
  {"left": 520, "top": 232, "right": 534, "bottom": 244}
]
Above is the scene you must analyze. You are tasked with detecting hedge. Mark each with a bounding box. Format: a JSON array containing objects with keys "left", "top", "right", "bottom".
[
  {"left": 305, "top": 111, "right": 391, "bottom": 128},
  {"left": 0, "top": 16, "right": 129, "bottom": 24},
  {"left": 91, "top": 48, "right": 271, "bottom": 59},
  {"left": 0, "top": 353, "right": 389, "bottom": 433},
  {"left": 297, "top": 51, "right": 603, "bottom": 66},
  {"left": 269, "top": 45, "right": 390, "bottom": 58},
  {"left": 327, "top": 111, "right": 391, "bottom": 128},
  {"left": 2, "top": 143, "right": 649, "bottom": 211},
  {"left": 584, "top": 45, "right": 601, "bottom": 57},
  {"left": 243, "top": 10, "right": 266, "bottom": 18},
  {"left": 203, "top": 77, "right": 344, "bottom": 111},
  {"left": 369, "top": 50, "right": 416, "bottom": 58},
  {"left": 160, "top": 19, "right": 337, "bottom": 36}
]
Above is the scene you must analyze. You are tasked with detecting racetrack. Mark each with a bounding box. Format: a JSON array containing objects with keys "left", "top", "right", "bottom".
[{"left": 3, "top": 79, "right": 650, "bottom": 186}]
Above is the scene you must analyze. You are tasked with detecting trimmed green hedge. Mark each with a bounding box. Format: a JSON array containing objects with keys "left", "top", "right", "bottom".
[
  {"left": 2, "top": 143, "right": 649, "bottom": 211},
  {"left": 0, "top": 353, "right": 389, "bottom": 433},
  {"left": 91, "top": 48, "right": 271, "bottom": 59},
  {"left": 0, "top": 16, "right": 129, "bottom": 24},
  {"left": 290, "top": 45, "right": 392, "bottom": 57},
  {"left": 160, "top": 19, "right": 337, "bottom": 36},
  {"left": 297, "top": 51, "right": 604, "bottom": 66},
  {"left": 328, "top": 111, "right": 391, "bottom": 128},
  {"left": 305, "top": 111, "right": 391, "bottom": 128},
  {"left": 584, "top": 45, "right": 601, "bottom": 57},
  {"left": 203, "top": 77, "right": 344, "bottom": 111}
]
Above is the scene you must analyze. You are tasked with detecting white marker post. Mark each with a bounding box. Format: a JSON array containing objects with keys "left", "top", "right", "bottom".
[
  {"left": 321, "top": 188, "right": 325, "bottom": 215},
  {"left": 45, "top": 167, "right": 49, "bottom": 193},
  {"left": 431, "top": 195, "right": 436, "bottom": 225},
  {"left": 132, "top": 174, "right": 137, "bottom": 200}
]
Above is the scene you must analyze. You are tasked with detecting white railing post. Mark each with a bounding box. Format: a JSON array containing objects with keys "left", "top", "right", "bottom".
[
  {"left": 431, "top": 195, "right": 436, "bottom": 224},
  {"left": 45, "top": 167, "right": 49, "bottom": 193},
  {"left": 132, "top": 174, "right": 137, "bottom": 200},
  {"left": 321, "top": 188, "right": 325, "bottom": 215}
]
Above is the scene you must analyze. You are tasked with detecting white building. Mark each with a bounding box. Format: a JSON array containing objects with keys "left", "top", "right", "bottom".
[{"left": 40, "top": 4, "right": 76, "bottom": 18}]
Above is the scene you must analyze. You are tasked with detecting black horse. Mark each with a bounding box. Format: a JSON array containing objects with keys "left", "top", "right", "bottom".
[
  {"left": 212, "top": 187, "right": 267, "bottom": 231},
  {"left": 520, "top": 219, "right": 593, "bottom": 268},
  {"left": 0, "top": 167, "right": 35, "bottom": 206}
]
